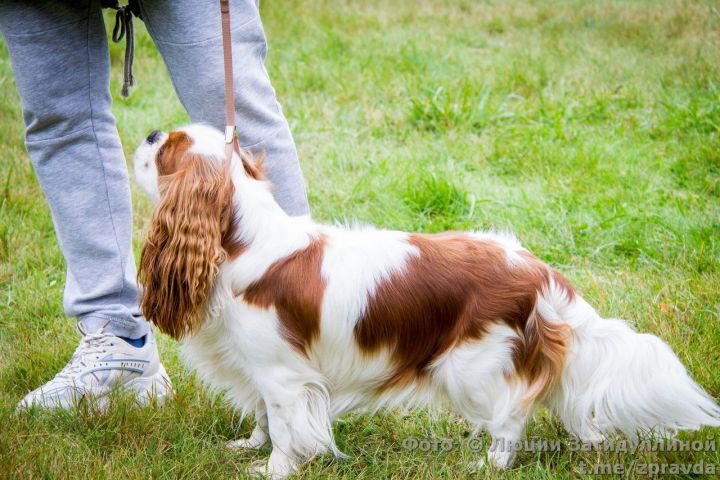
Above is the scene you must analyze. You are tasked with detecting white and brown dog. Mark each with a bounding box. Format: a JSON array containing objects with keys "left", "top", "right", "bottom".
[{"left": 134, "top": 124, "right": 719, "bottom": 478}]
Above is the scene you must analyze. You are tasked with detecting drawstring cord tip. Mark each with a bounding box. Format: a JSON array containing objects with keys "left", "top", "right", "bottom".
[{"left": 111, "top": 4, "right": 136, "bottom": 98}]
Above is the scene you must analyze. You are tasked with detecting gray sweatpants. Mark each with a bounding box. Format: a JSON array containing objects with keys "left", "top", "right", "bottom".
[{"left": 0, "top": 0, "right": 309, "bottom": 339}]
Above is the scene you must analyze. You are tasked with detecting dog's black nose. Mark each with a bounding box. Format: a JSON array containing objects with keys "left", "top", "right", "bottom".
[{"left": 146, "top": 130, "right": 161, "bottom": 144}]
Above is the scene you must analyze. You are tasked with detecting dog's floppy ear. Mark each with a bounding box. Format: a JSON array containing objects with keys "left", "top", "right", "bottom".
[{"left": 138, "top": 156, "right": 233, "bottom": 339}]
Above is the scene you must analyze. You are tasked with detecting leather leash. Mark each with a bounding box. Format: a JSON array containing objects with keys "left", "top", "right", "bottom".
[{"left": 220, "top": 0, "right": 239, "bottom": 165}]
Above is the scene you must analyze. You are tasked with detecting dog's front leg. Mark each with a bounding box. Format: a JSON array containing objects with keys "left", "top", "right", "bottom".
[
  {"left": 247, "top": 397, "right": 298, "bottom": 479},
  {"left": 247, "top": 373, "right": 334, "bottom": 479},
  {"left": 227, "top": 401, "right": 269, "bottom": 450},
  {"left": 247, "top": 383, "right": 301, "bottom": 479}
]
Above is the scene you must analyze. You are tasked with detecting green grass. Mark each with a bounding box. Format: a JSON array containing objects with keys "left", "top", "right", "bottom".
[{"left": 1, "top": 0, "right": 719, "bottom": 478}]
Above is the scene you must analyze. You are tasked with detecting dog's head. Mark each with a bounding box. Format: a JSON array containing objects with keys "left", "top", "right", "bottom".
[{"left": 134, "top": 124, "right": 260, "bottom": 339}]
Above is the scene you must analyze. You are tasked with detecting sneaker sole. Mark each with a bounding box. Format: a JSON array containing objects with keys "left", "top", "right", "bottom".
[{"left": 16, "top": 364, "right": 174, "bottom": 411}]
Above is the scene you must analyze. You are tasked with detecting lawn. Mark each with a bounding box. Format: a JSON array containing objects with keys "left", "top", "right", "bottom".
[{"left": 1, "top": 0, "right": 719, "bottom": 478}]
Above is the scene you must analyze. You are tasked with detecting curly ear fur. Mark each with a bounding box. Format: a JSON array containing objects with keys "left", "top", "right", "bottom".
[{"left": 138, "top": 156, "right": 235, "bottom": 339}]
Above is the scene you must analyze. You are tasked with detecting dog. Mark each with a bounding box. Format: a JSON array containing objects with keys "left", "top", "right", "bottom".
[{"left": 133, "top": 124, "right": 720, "bottom": 478}]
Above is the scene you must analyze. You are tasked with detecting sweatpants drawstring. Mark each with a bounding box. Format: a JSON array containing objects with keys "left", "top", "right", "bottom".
[{"left": 111, "top": 5, "right": 135, "bottom": 98}]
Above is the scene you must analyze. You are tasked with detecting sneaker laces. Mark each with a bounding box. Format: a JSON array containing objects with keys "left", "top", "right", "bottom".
[{"left": 54, "top": 332, "right": 118, "bottom": 381}]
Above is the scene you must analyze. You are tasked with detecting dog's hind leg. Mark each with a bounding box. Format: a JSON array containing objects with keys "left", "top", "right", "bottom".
[
  {"left": 227, "top": 400, "right": 269, "bottom": 450},
  {"left": 458, "top": 380, "right": 531, "bottom": 471},
  {"left": 437, "top": 325, "right": 532, "bottom": 470},
  {"left": 479, "top": 408, "right": 530, "bottom": 470}
]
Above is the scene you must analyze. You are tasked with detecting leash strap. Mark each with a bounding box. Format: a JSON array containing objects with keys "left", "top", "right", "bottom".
[{"left": 220, "top": 0, "right": 239, "bottom": 164}]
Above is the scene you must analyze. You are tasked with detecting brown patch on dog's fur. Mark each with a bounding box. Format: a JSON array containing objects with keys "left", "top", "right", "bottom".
[
  {"left": 157, "top": 131, "right": 264, "bottom": 184},
  {"left": 243, "top": 236, "right": 327, "bottom": 355},
  {"left": 138, "top": 131, "right": 243, "bottom": 339},
  {"left": 354, "top": 233, "right": 571, "bottom": 400},
  {"left": 155, "top": 131, "right": 192, "bottom": 176}
]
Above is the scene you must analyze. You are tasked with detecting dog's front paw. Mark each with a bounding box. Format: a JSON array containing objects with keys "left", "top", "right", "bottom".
[
  {"left": 247, "top": 453, "right": 297, "bottom": 480},
  {"left": 227, "top": 437, "right": 266, "bottom": 451},
  {"left": 227, "top": 425, "right": 268, "bottom": 451},
  {"left": 247, "top": 459, "right": 271, "bottom": 478}
]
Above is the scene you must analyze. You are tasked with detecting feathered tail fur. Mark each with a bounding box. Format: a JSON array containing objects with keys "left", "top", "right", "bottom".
[{"left": 544, "top": 294, "right": 720, "bottom": 440}]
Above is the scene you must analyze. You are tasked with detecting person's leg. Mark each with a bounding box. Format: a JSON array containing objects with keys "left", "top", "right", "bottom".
[
  {"left": 0, "top": 0, "right": 147, "bottom": 339},
  {"left": 1, "top": 0, "right": 172, "bottom": 410},
  {"left": 138, "top": 0, "right": 310, "bottom": 216}
]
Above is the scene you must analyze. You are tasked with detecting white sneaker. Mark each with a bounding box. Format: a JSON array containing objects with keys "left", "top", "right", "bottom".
[{"left": 17, "top": 328, "right": 173, "bottom": 410}]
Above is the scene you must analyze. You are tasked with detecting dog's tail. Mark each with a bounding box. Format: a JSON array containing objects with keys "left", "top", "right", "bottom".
[{"left": 543, "top": 289, "right": 720, "bottom": 440}]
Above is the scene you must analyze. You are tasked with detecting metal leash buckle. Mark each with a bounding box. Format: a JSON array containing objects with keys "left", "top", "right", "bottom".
[{"left": 225, "top": 125, "right": 236, "bottom": 144}]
